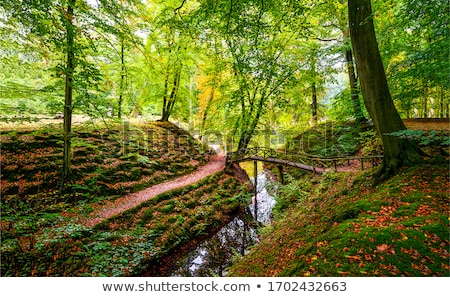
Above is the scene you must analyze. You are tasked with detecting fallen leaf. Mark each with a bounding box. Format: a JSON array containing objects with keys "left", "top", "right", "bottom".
[
  {"left": 376, "top": 244, "right": 389, "bottom": 252},
  {"left": 345, "top": 255, "right": 362, "bottom": 262}
]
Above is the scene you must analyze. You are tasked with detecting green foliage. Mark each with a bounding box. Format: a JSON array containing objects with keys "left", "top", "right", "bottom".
[
  {"left": 272, "top": 175, "right": 310, "bottom": 218},
  {"left": 375, "top": 0, "right": 449, "bottom": 116},
  {"left": 387, "top": 130, "right": 450, "bottom": 146}
]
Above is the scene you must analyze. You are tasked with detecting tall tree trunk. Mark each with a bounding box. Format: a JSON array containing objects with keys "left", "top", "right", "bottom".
[
  {"left": 161, "top": 71, "right": 170, "bottom": 121},
  {"left": 161, "top": 68, "right": 181, "bottom": 122},
  {"left": 343, "top": 29, "right": 365, "bottom": 123},
  {"left": 311, "top": 82, "right": 318, "bottom": 124},
  {"left": 167, "top": 69, "right": 181, "bottom": 117},
  {"left": 348, "top": 0, "right": 421, "bottom": 182},
  {"left": 439, "top": 86, "right": 444, "bottom": 118},
  {"left": 201, "top": 87, "right": 215, "bottom": 132},
  {"left": 423, "top": 84, "right": 428, "bottom": 119},
  {"left": 61, "top": 0, "right": 75, "bottom": 189},
  {"left": 118, "top": 37, "right": 125, "bottom": 119},
  {"left": 238, "top": 94, "right": 265, "bottom": 150}
]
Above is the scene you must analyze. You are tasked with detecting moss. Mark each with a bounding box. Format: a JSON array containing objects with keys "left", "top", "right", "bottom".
[{"left": 229, "top": 161, "right": 449, "bottom": 277}]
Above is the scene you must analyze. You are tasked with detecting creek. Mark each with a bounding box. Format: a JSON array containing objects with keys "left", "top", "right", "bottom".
[{"left": 170, "top": 169, "right": 276, "bottom": 277}]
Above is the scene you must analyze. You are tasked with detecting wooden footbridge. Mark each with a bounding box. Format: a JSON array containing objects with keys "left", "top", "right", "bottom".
[{"left": 226, "top": 147, "right": 383, "bottom": 174}]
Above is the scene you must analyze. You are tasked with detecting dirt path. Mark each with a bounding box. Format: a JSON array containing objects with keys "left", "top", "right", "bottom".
[{"left": 81, "top": 155, "right": 226, "bottom": 228}]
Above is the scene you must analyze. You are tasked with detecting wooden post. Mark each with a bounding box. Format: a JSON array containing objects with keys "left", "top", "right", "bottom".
[
  {"left": 333, "top": 160, "right": 337, "bottom": 172},
  {"left": 253, "top": 160, "right": 258, "bottom": 221},
  {"left": 277, "top": 165, "right": 284, "bottom": 185},
  {"left": 361, "top": 157, "right": 364, "bottom": 170}
]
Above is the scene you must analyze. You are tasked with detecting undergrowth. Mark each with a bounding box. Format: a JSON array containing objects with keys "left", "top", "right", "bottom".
[
  {"left": 0, "top": 121, "right": 249, "bottom": 276},
  {"left": 228, "top": 161, "right": 449, "bottom": 276}
]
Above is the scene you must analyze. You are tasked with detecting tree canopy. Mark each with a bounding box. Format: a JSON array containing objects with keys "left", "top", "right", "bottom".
[{"left": 1, "top": 0, "right": 447, "bottom": 183}]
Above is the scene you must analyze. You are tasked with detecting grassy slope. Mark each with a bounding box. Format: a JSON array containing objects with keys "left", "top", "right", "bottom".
[
  {"left": 0, "top": 121, "right": 250, "bottom": 276},
  {"left": 1, "top": 121, "right": 209, "bottom": 206},
  {"left": 228, "top": 121, "right": 449, "bottom": 277}
]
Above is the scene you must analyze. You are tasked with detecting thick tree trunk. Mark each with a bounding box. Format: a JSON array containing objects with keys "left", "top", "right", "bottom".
[
  {"left": 61, "top": 0, "right": 75, "bottom": 189},
  {"left": 348, "top": 0, "right": 421, "bottom": 181}
]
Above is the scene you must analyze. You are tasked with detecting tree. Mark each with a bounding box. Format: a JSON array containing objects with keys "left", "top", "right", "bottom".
[
  {"left": 61, "top": 0, "right": 76, "bottom": 187},
  {"left": 0, "top": 0, "right": 140, "bottom": 187},
  {"left": 374, "top": 0, "right": 449, "bottom": 119},
  {"left": 138, "top": 0, "right": 199, "bottom": 123},
  {"left": 341, "top": 28, "right": 365, "bottom": 123},
  {"left": 304, "top": 0, "right": 365, "bottom": 124},
  {"left": 192, "top": 0, "right": 308, "bottom": 150},
  {"left": 348, "top": 0, "right": 422, "bottom": 181}
]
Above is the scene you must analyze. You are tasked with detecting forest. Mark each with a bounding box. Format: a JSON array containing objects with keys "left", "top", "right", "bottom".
[{"left": 0, "top": 0, "right": 449, "bottom": 278}]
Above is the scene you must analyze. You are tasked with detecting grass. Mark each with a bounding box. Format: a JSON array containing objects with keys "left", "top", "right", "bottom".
[
  {"left": 228, "top": 159, "right": 449, "bottom": 277},
  {"left": 6, "top": 171, "right": 248, "bottom": 277},
  {"left": 0, "top": 120, "right": 249, "bottom": 276},
  {"left": 228, "top": 119, "right": 449, "bottom": 277},
  {"left": 1, "top": 121, "right": 209, "bottom": 214}
]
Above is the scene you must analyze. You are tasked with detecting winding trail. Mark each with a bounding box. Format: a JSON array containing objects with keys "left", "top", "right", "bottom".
[
  {"left": 82, "top": 155, "right": 226, "bottom": 228},
  {"left": 80, "top": 151, "right": 366, "bottom": 228}
]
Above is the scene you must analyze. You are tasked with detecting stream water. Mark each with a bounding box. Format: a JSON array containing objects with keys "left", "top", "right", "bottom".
[{"left": 170, "top": 172, "right": 276, "bottom": 277}]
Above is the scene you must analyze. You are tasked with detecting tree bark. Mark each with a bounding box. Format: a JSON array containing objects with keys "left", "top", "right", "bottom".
[
  {"left": 423, "top": 84, "right": 428, "bottom": 118},
  {"left": 118, "top": 37, "right": 125, "bottom": 119},
  {"left": 161, "top": 68, "right": 181, "bottom": 122},
  {"left": 348, "top": 0, "right": 421, "bottom": 182},
  {"left": 343, "top": 29, "right": 365, "bottom": 123},
  {"left": 161, "top": 71, "right": 169, "bottom": 121},
  {"left": 61, "top": 0, "right": 75, "bottom": 189},
  {"left": 311, "top": 82, "right": 318, "bottom": 124},
  {"left": 201, "top": 87, "right": 215, "bottom": 132}
]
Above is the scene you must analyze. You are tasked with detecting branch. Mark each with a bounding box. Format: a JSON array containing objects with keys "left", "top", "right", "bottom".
[{"left": 174, "top": 0, "right": 187, "bottom": 14}]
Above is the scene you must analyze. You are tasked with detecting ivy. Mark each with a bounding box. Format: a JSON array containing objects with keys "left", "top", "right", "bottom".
[{"left": 387, "top": 130, "right": 450, "bottom": 146}]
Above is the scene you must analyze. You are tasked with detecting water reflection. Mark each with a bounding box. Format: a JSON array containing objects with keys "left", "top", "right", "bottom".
[
  {"left": 171, "top": 172, "right": 276, "bottom": 277},
  {"left": 249, "top": 173, "right": 277, "bottom": 225},
  {"left": 171, "top": 216, "right": 257, "bottom": 276}
]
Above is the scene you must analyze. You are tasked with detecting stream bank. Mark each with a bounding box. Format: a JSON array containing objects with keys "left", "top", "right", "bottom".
[{"left": 139, "top": 163, "right": 276, "bottom": 277}]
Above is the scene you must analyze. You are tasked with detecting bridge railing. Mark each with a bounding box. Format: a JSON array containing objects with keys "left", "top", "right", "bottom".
[{"left": 226, "top": 147, "right": 383, "bottom": 171}]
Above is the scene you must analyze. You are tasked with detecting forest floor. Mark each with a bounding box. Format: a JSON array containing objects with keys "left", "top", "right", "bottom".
[
  {"left": 229, "top": 160, "right": 449, "bottom": 277},
  {"left": 1, "top": 117, "right": 448, "bottom": 276},
  {"left": 0, "top": 120, "right": 248, "bottom": 276},
  {"left": 228, "top": 119, "right": 449, "bottom": 277},
  {"left": 80, "top": 154, "right": 226, "bottom": 227}
]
